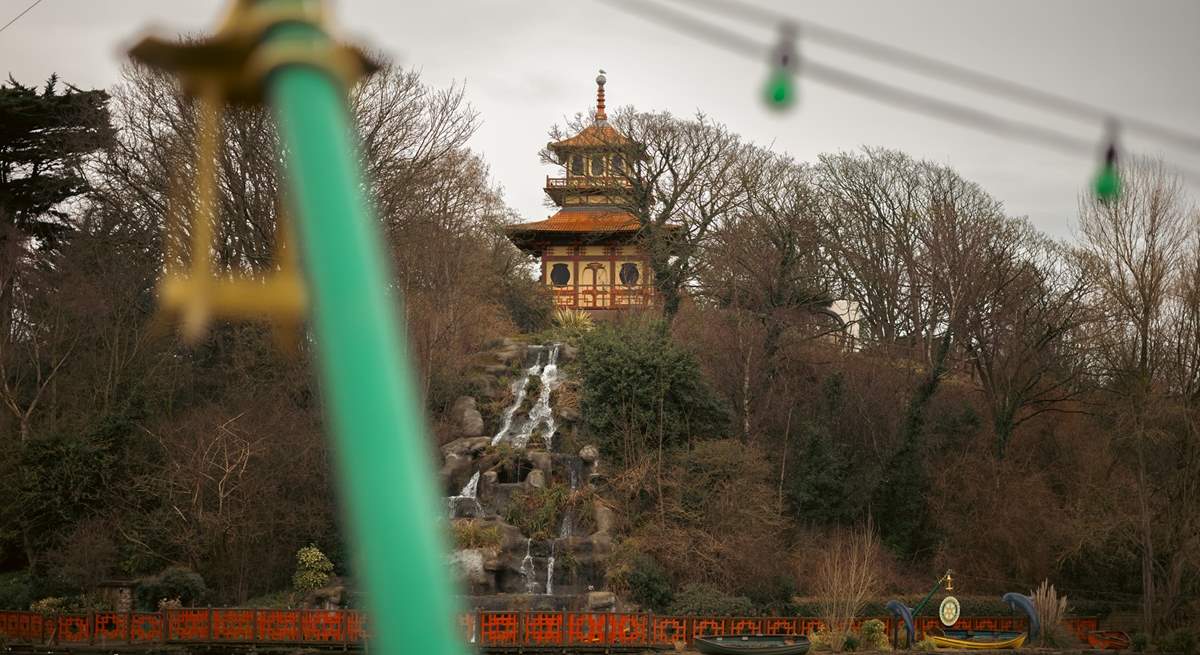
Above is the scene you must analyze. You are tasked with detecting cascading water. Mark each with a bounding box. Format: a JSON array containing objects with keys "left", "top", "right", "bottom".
[
  {"left": 492, "top": 344, "right": 561, "bottom": 450},
  {"left": 492, "top": 349, "right": 543, "bottom": 446},
  {"left": 447, "top": 471, "right": 481, "bottom": 518},
  {"left": 545, "top": 541, "right": 556, "bottom": 595},
  {"left": 512, "top": 344, "right": 560, "bottom": 449},
  {"left": 519, "top": 538, "right": 538, "bottom": 594}
]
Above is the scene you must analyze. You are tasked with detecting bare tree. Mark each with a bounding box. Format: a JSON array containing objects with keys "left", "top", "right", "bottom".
[
  {"left": 1076, "top": 156, "right": 1195, "bottom": 633},
  {"left": 812, "top": 522, "right": 881, "bottom": 652}
]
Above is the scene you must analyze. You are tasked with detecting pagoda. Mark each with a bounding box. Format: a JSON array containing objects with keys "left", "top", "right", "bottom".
[{"left": 505, "top": 71, "right": 655, "bottom": 314}]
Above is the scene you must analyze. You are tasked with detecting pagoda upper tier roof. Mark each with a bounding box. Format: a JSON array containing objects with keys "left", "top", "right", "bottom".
[
  {"left": 549, "top": 121, "right": 633, "bottom": 151},
  {"left": 507, "top": 207, "right": 641, "bottom": 235}
]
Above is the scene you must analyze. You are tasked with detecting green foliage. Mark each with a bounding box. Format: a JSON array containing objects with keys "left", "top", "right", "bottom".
[
  {"left": 786, "top": 423, "right": 854, "bottom": 525},
  {"left": 0, "top": 75, "right": 112, "bottom": 247},
  {"left": 1132, "top": 632, "right": 1150, "bottom": 652},
  {"left": 550, "top": 309, "right": 595, "bottom": 341},
  {"left": 578, "top": 321, "right": 728, "bottom": 464},
  {"left": 1159, "top": 629, "right": 1198, "bottom": 655},
  {"left": 608, "top": 550, "right": 674, "bottom": 612},
  {"left": 858, "top": 619, "right": 889, "bottom": 650},
  {"left": 292, "top": 544, "right": 335, "bottom": 592},
  {"left": 841, "top": 632, "right": 860, "bottom": 652},
  {"left": 499, "top": 276, "right": 554, "bottom": 333},
  {"left": 505, "top": 484, "right": 569, "bottom": 540},
  {"left": 135, "top": 567, "right": 207, "bottom": 610},
  {"left": 0, "top": 572, "right": 37, "bottom": 611},
  {"left": 18, "top": 425, "right": 128, "bottom": 555},
  {"left": 452, "top": 521, "right": 502, "bottom": 550},
  {"left": 667, "top": 584, "right": 754, "bottom": 616}
]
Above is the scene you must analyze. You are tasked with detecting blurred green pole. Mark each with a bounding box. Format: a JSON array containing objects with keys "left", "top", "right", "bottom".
[{"left": 256, "top": 4, "right": 464, "bottom": 655}]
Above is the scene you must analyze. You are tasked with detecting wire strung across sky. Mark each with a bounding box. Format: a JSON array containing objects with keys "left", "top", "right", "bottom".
[
  {"left": 663, "top": 0, "right": 1200, "bottom": 155},
  {"left": 0, "top": 0, "right": 47, "bottom": 36},
  {"left": 597, "top": 0, "right": 1200, "bottom": 187}
]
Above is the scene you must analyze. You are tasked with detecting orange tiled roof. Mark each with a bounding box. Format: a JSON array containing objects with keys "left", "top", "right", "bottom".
[
  {"left": 550, "top": 122, "right": 632, "bottom": 150},
  {"left": 506, "top": 207, "right": 642, "bottom": 234}
]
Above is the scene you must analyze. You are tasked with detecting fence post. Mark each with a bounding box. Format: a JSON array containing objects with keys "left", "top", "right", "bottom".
[
  {"left": 162, "top": 608, "right": 168, "bottom": 644},
  {"left": 209, "top": 607, "right": 215, "bottom": 641},
  {"left": 88, "top": 610, "right": 95, "bottom": 645}
]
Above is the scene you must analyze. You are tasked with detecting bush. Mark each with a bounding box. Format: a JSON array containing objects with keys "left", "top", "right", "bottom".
[
  {"left": 578, "top": 321, "right": 728, "bottom": 465},
  {"left": 0, "top": 571, "right": 37, "bottom": 611},
  {"left": 913, "top": 637, "right": 939, "bottom": 651},
  {"left": 135, "top": 567, "right": 207, "bottom": 610},
  {"left": 1159, "top": 629, "right": 1198, "bottom": 655},
  {"left": 625, "top": 554, "right": 674, "bottom": 611},
  {"left": 293, "top": 545, "right": 334, "bottom": 592},
  {"left": 505, "top": 484, "right": 569, "bottom": 541},
  {"left": 452, "top": 521, "right": 502, "bottom": 550},
  {"left": 858, "top": 619, "right": 889, "bottom": 650},
  {"left": 667, "top": 584, "right": 754, "bottom": 616},
  {"left": 1132, "top": 632, "right": 1151, "bottom": 652},
  {"left": 842, "top": 632, "right": 860, "bottom": 652}
]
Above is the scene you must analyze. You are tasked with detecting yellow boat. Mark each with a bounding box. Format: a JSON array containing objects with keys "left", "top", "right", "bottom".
[{"left": 928, "top": 630, "right": 1028, "bottom": 650}]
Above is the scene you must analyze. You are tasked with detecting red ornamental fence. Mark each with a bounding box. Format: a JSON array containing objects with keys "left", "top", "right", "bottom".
[{"left": 0, "top": 609, "right": 1100, "bottom": 649}]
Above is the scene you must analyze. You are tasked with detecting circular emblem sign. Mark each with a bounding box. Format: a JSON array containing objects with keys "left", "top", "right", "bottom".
[{"left": 939, "top": 595, "right": 961, "bottom": 627}]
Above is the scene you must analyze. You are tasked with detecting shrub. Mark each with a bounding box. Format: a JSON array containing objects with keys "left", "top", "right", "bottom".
[
  {"left": 858, "top": 619, "right": 889, "bottom": 650},
  {"left": 578, "top": 321, "right": 728, "bottom": 465},
  {"left": 553, "top": 308, "right": 595, "bottom": 338},
  {"left": 913, "top": 637, "right": 939, "bottom": 651},
  {"left": 813, "top": 523, "right": 881, "bottom": 652},
  {"left": 1159, "top": 629, "right": 1198, "bottom": 655},
  {"left": 1132, "top": 632, "right": 1150, "bottom": 652},
  {"left": 292, "top": 545, "right": 334, "bottom": 592},
  {"left": 135, "top": 567, "right": 207, "bottom": 610},
  {"left": 1031, "top": 579, "right": 1069, "bottom": 646},
  {"left": 0, "top": 572, "right": 36, "bottom": 611},
  {"left": 452, "top": 521, "right": 502, "bottom": 550},
  {"left": 505, "top": 484, "right": 569, "bottom": 540},
  {"left": 667, "top": 584, "right": 754, "bottom": 616},
  {"left": 842, "top": 632, "right": 860, "bottom": 652},
  {"left": 624, "top": 553, "right": 674, "bottom": 611}
]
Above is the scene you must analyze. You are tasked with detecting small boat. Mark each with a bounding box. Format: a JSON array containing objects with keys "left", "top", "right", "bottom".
[
  {"left": 928, "top": 630, "right": 1027, "bottom": 650},
  {"left": 1087, "top": 630, "right": 1131, "bottom": 650},
  {"left": 694, "top": 635, "right": 812, "bottom": 655}
]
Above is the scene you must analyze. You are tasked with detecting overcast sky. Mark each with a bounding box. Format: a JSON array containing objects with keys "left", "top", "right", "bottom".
[{"left": 3, "top": 0, "right": 1198, "bottom": 239}]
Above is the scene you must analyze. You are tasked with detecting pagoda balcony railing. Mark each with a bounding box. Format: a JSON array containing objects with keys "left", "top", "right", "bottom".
[
  {"left": 545, "top": 175, "right": 632, "bottom": 190},
  {"left": 552, "top": 284, "right": 654, "bottom": 310}
]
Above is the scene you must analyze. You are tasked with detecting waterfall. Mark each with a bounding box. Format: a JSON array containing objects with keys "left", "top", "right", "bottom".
[
  {"left": 492, "top": 348, "right": 545, "bottom": 446},
  {"left": 545, "top": 541, "right": 556, "bottom": 595},
  {"left": 512, "top": 344, "right": 560, "bottom": 449},
  {"left": 519, "top": 538, "right": 537, "bottom": 594},
  {"left": 447, "top": 471, "right": 482, "bottom": 518}
]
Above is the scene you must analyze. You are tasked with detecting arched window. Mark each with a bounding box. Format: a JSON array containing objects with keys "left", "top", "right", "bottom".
[
  {"left": 590, "top": 154, "right": 606, "bottom": 176},
  {"left": 550, "top": 263, "right": 571, "bottom": 286},
  {"left": 570, "top": 155, "right": 585, "bottom": 176},
  {"left": 612, "top": 154, "right": 625, "bottom": 174}
]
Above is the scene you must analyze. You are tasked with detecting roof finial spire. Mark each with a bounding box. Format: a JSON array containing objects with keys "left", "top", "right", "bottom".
[{"left": 595, "top": 69, "right": 607, "bottom": 122}]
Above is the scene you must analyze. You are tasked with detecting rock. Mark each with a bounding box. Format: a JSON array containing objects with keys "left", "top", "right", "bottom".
[
  {"left": 528, "top": 451, "right": 553, "bottom": 473},
  {"left": 526, "top": 469, "right": 545, "bottom": 489},
  {"left": 440, "top": 453, "right": 472, "bottom": 495},
  {"left": 495, "top": 340, "right": 525, "bottom": 366},
  {"left": 449, "top": 549, "right": 493, "bottom": 593},
  {"left": 558, "top": 343, "right": 578, "bottom": 362},
  {"left": 593, "top": 500, "right": 615, "bottom": 535},
  {"left": 559, "top": 407, "right": 580, "bottom": 423},
  {"left": 441, "top": 436, "right": 491, "bottom": 458},
  {"left": 450, "top": 396, "right": 485, "bottom": 437},
  {"left": 586, "top": 591, "right": 616, "bottom": 612},
  {"left": 578, "top": 444, "right": 600, "bottom": 463}
]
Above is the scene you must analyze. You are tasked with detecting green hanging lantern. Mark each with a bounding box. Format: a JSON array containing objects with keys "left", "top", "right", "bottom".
[
  {"left": 1094, "top": 122, "right": 1121, "bottom": 204},
  {"left": 765, "top": 68, "right": 795, "bottom": 108},
  {"left": 764, "top": 24, "right": 798, "bottom": 111}
]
